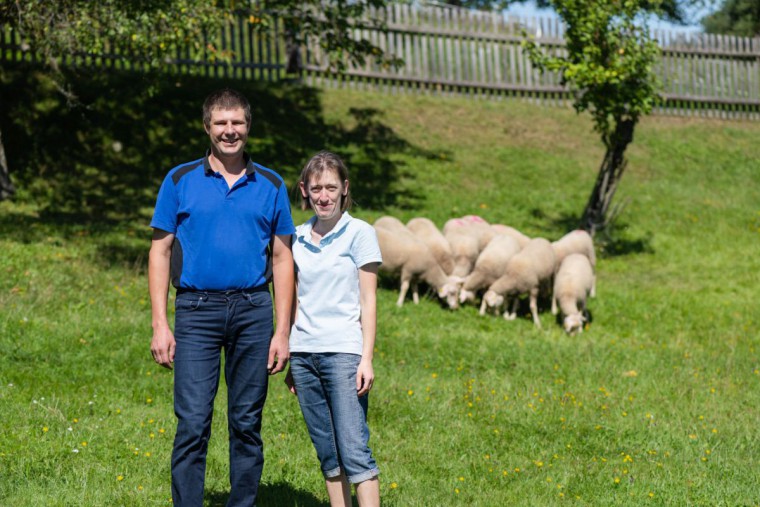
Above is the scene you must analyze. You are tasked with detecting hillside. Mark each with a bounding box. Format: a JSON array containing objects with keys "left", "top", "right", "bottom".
[{"left": 1, "top": 82, "right": 759, "bottom": 506}]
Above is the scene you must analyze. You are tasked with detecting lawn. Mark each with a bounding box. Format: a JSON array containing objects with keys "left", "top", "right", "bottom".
[{"left": 1, "top": 77, "right": 759, "bottom": 506}]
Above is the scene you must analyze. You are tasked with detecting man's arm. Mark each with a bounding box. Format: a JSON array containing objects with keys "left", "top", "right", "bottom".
[
  {"left": 149, "top": 229, "right": 176, "bottom": 369},
  {"left": 268, "top": 233, "right": 294, "bottom": 375}
]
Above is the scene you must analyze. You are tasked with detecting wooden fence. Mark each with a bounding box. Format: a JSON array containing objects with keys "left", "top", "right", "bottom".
[
  {"left": 2, "top": 2, "right": 759, "bottom": 120},
  {"left": 302, "top": 2, "right": 760, "bottom": 120}
]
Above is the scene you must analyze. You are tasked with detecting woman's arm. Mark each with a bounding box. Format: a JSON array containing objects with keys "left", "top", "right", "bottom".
[{"left": 357, "top": 262, "right": 380, "bottom": 396}]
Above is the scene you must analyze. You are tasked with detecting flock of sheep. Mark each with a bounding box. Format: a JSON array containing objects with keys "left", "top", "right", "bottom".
[{"left": 373, "top": 215, "right": 597, "bottom": 334}]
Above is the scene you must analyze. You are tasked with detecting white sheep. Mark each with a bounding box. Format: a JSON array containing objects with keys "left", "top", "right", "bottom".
[
  {"left": 481, "top": 238, "right": 556, "bottom": 328},
  {"left": 374, "top": 224, "right": 460, "bottom": 308},
  {"left": 374, "top": 215, "right": 408, "bottom": 233},
  {"left": 445, "top": 215, "right": 496, "bottom": 252},
  {"left": 444, "top": 226, "right": 481, "bottom": 278},
  {"left": 551, "top": 253, "right": 594, "bottom": 334},
  {"left": 459, "top": 235, "right": 521, "bottom": 306},
  {"left": 406, "top": 217, "right": 455, "bottom": 275},
  {"left": 551, "top": 229, "right": 596, "bottom": 296},
  {"left": 491, "top": 224, "right": 531, "bottom": 248}
]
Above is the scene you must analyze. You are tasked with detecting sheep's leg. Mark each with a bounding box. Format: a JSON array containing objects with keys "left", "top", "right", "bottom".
[
  {"left": 412, "top": 280, "right": 420, "bottom": 305},
  {"left": 529, "top": 288, "right": 542, "bottom": 329},
  {"left": 397, "top": 278, "right": 410, "bottom": 307},
  {"left": 590, "top": 274, "right": 597, "bottom": 298},
  {"left": 551, "top": 293, "right": 558, "bottom": 315},
  {"left": 479, "top": 299, "right": 488, "bottom": 316},
  {"left": 504, "top": 297, "right": 518, "bottom": 320}
]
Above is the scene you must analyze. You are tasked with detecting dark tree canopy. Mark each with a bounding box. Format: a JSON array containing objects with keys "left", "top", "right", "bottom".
[
  {"left": 439, "top": 0, "right": 692, "bottom": 23},
  {"left": 702, "top": 0, "right": 760, "bottom": 36}
]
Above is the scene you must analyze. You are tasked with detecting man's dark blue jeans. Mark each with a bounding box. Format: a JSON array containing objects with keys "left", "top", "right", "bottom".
[{"left": 170, "top": 287, "right": 272, "bottom": 507}]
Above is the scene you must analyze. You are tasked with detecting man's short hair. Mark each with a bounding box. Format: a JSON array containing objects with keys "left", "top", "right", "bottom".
[{"left": 202, "top": 88, "right": 252, "bottom": 127}]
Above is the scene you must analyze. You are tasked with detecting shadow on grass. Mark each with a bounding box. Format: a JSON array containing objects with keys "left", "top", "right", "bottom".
[
  {"left": 0, "top": 62, "right": 438, "bottom": 267},
  {"left": 205, "top": 482, "right": 326, "bottom": 507},
  {"left": 536, "top": 210, "right": 655, "bottom": 258}
]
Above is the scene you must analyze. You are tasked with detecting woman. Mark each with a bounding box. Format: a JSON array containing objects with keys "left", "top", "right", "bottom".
[{"left": 286, "top": 151, "right": 382, "bottom": 506}]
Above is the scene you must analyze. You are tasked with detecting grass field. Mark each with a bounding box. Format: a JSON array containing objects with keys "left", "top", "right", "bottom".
[{"left": 1, "top": 83, "right": 760, "bottom": 506}]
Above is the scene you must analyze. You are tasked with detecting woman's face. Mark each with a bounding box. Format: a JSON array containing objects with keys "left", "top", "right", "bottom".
[{"left": 301, "top": 169, "right": 348, "bottom": 222}]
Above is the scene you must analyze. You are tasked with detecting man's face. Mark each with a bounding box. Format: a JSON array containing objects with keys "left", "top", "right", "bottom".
[{"left": 205, "top": 107, "right": 250, "bottom": 159}]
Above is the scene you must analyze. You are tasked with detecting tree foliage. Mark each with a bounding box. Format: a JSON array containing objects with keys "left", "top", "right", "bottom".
[
  {"left": 0, "top": 0, "right": 397, "bottom": 72},
  {"left": 441, "top": 0, "right": 690, "bottom": 23},
  {"left": 702, "top": 0, "right": 760, "bottom": 36},
  {"left": 523, "top": 0, "right": 662, "bottom": 235},
  {"left": 523, "top": 0, "right": 661, "bottom": 147},
  {"left": 0, "top": 0, "right": 398, "bottom": 201}
]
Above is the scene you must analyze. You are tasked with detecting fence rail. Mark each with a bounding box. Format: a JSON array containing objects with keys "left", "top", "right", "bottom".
[{"left": 3, "top": 2, "right": 760, "bottom": 120}]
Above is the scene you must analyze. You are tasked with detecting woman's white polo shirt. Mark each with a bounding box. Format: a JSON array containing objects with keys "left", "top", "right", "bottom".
[{"left": 290, "top": 212, "right": 382, "bottom": 355}]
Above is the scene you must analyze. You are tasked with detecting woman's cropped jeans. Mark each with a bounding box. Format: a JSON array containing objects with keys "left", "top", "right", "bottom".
[
  {"left": 290, "top": 352, "right": 380, "bottom": 484},
  {"left": 171, "top": 287, "right": 272, "bottom": 507}
]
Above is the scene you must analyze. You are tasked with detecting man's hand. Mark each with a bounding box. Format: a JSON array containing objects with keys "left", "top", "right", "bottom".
[
  {"left": 267, "top": 332, "right": 289, "bottom": 375},
  {"left": 151, "top": 325, "right": 176, "bottom": 369},
  {"left": 356, "top": 359, "right": 374, "bottom": 397}
]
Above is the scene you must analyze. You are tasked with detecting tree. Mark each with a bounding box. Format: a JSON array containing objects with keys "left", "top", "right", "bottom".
[
  {"left": 702, "top": 0, "right": 760, "bottom": 36},
  {"left": 524, "top": 0, "right": 661, "bottom": 236},
  {"left": 0, "top": 0, "right": 396, "bottom": 201},
  {"left": 441, "top": 0, "right": 691, "bottom": 21}
]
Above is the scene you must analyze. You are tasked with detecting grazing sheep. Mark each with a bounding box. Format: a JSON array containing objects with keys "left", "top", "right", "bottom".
[
  {"left": 443, "top": 216, "right": 497, "bottom": 277},
  {"left": 406, "top": 217, "right": 455, "bottom": 275},
  {"left": 491, "top": 224, "right": 531, "bottom": 248},
  {"left": 551, "top": 253, "right": 594, "bottom": 334},
  {"left": 551, "top": 229, "right": 596, "bottom": 296},
  {"left": 444, "top": 226, "right": 481, "bottom": 278},
  {"left": 481, "top": 238, "right": 556, "bottom": 328},
  {"left": 459, "top": 235, "right": 521, "bottom": 305},
  {"left": 374, "top": 225, "right": 460, "bottom": 308},
  {"left": 374, "top": 215, "right": 407, "bottom": 233}
]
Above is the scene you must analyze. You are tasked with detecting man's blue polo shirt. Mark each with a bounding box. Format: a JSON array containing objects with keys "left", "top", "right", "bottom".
[{"left": 150, "top": 153, "right": 295, "bottom": 290}]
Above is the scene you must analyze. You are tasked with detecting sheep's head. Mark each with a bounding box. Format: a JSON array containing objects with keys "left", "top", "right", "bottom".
[
  {"left": 437, "top": 276, "right": 464, "bottom": 309},
  {"left": 459, "top": 288, "right": 476, "bottom": 304},
  {"left": 563, "top": 313, "right": 586, "bottom": 335},
  {"left": 482, "top": 290, "right": 504, "bottom": 310},
  {"left": 438, "top": 282, "right": 460, "bottom": 309}
]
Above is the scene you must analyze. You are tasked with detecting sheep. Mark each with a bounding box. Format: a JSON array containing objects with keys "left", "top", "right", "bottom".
[
  {"left": 444, "top": 215, "right": 496, "bottom": 252},
  {"left": 443, "top": 226, "right": 481, "bottom": 278},
  {"left": 459, "top": 235, "right": 522, "bottom": 305},
  {"left": 551, "top": 229, "right": 596, "bottom": 296},
  {"left": 406, "top": 217, "right": 455, "bottom": 275},
  {"left": 551, "top": 253, "right": 594, "bottom": 334},
  {"left": 374, "top": 215, "right": 408, "bottom": 233},
  {"left": 442, "top": 215, "right": 498, "bottom": 278},
  {"left": 491, "top": 224, "right": 531, "bottom": 248},
  {"left": 481, "top": 238, "right": 556, "bottom": 328},
  {"left": 374, "top": 225, "right": 460, "bottom": 308}
]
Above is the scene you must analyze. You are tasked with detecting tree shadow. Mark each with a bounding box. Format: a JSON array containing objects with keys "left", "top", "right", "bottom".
[
  {"left": 0, "top": 62, "right": 438, "bottom": 266},
  {"left": 538, "top": 210, "right": 654, "bottom": 258},
  {"left": 205, "top": 482, "right": 326, "bottom": 507}
]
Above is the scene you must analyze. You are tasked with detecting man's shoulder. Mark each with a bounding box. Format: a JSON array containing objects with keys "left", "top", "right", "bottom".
[
  {"left": 167, "top": 158, "right": 205, "bottom": 185},
  {"left": 251, "top": 162, "right": 286, "bottom": 190}
]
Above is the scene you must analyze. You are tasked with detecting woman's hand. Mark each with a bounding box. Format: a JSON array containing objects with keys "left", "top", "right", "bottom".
[
  {"left": 356, "top": 359, "right": 374, "bottom": 396},
  {"left": 284, "top": 367, "right": 296, "bottom": 395}
]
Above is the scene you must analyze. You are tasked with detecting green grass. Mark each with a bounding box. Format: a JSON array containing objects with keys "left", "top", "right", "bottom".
[{"left": 2, "top": 85, "right": 760, "bottom": 506}]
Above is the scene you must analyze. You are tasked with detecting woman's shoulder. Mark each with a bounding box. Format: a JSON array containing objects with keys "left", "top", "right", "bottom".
[{"left": 345, "top": 215, "right": 378, "bottom": 237}]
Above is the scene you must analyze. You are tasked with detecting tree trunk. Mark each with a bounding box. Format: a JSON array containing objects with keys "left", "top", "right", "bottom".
[
  {"left": 0, "top": 126, "right": 16, "bottom": 200},
  {"left": 579, "top": 118, "right": 635, "bottom": 236}
]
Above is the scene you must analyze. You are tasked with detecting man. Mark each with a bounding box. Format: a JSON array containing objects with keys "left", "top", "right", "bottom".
[{"left": 148, "top": 88, "right": 295, "bottom": 506}]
